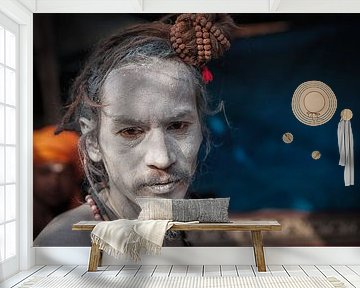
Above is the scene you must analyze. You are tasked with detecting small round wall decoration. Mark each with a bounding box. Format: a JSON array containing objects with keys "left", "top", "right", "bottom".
[
  {"left": 340, "top": 108, "right": 353, "bottom": 121},
  {"left": 292, "top": 81, "right": 337, "bottom": 126},
  {"left": 282, "top": 132, "right": 294, "bottom": 144},
  {"left": 311, "top": 151, "right": 321, "bottom": 160}
]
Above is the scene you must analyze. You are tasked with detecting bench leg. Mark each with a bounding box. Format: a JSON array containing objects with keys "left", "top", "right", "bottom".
[
  {"left": 88, "top": 243, "right": 102, "bottom": 272},
  {"left": 251, "top": 231, "right": 266, "bottom": 272},
  {"left": 251, "top": 232, "right": 258, "bottom": 267}
]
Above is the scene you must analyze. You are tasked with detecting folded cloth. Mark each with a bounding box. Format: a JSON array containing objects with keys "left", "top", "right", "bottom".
[
  {"left": 338, "top": 119, "right": 354, "bottom": 186},
  {"left": 91, "top": 219, "right": 171, "bottom": 261},
  {"left": 91, "top": 219, "right": 198, "bottom": 261}
]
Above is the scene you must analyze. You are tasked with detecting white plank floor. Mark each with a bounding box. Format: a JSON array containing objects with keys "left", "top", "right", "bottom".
[{"left": 1, "top": 265, "right": 360, "bottom": 287}]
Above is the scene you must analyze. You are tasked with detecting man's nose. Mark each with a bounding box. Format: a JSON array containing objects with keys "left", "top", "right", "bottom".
[
  {"left": 144, "top": 130, "right": 176, "bottom": 170},
  {"left": 47, "top": 171, "right": 62, "bottom": 186}
]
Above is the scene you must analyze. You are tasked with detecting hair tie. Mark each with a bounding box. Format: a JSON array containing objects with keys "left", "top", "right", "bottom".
[{"left": 201, "top": 66, "right": 213, "bottom": 84}]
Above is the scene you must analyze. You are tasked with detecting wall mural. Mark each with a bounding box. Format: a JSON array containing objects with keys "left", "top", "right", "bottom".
[{"left": 33, "top": 14, "right": 360, "bottom": 248}]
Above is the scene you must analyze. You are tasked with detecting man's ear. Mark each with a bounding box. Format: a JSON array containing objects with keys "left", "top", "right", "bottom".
[{"left": 79, "top": 117, "right": 102, "bottom": 162}]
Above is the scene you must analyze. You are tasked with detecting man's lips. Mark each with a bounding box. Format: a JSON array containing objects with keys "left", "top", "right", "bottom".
[{"left": 145, "top": 179, "right": 182, "bottom": 194}]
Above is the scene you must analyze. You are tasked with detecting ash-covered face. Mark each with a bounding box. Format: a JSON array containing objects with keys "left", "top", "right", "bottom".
[{"left": 95, "top": 60, "right": 202, "bottom": 211}]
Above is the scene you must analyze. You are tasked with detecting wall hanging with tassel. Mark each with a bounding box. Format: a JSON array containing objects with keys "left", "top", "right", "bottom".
[{"left": 337, "top": 109, "right": 354, "bottom": 186}]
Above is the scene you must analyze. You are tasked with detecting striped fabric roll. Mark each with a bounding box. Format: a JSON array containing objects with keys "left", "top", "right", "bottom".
[{"left": 137, "top": 198, "right": 230, "bottom": 223}]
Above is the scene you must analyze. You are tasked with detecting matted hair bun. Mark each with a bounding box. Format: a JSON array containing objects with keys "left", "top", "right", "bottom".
[{"left": 169, "top": 13, "right": 236, "bottom": 67}]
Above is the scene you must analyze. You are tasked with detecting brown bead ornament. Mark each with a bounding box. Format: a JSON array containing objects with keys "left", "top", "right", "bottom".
[
  {"left": 203, "top": 39, "right": 211, "bottom": 45},
  {"left": 205, "top": 22, "right": 212, "bottom": 30},
  {"left": 214, "top": 29, "right": 221, "bottom": 37},
  {"left": 218, "top": 34, "right": 225, "bottom": 41}
]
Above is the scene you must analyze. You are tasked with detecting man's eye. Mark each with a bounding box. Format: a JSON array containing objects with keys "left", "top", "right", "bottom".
[
  {"left": 118, "top": 127, "right": 144, "bottom": 139},
  {"left": 168, "top": 122, "right": 189, "bottom": 132}
]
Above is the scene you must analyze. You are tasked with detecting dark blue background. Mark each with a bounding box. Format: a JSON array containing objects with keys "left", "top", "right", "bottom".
[{"left": 192, "top": 22, "right": 360, "bottom": 213}]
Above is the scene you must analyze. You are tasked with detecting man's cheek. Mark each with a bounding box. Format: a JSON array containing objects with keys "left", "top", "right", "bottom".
[{"left": 181, "top": 139, "right": 201, "bottom": 160}]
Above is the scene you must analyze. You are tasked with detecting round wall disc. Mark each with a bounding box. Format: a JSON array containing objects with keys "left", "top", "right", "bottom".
[
  {"left": 282, "top": 132, "right": 294, "bottom": 144},
  {"left": 341, "top": 109, "right": 353, "bottom": 121},
  {"left": 311, "top": 150, "right": 321, "bottom": 160}
]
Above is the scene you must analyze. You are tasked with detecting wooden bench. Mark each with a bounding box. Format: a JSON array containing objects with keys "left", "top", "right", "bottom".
[{"left": 72, "top": 220, "right": 282, "bottom": 273}]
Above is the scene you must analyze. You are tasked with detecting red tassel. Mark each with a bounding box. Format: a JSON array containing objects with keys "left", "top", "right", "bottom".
[{"left": 201, "top": 66, "right": 213, "bottom": 84}]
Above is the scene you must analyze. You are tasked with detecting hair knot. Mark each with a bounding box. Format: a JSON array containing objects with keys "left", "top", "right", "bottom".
[{"left": 169, "top": 13, "right": 234, "bottom": 67}]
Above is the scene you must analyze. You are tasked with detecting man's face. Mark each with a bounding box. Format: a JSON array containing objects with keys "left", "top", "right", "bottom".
[
  {"left": 97, "top": 61, "right": 202, "bottom": 203},
  {"left": 33, "top": 162, "right": 76, "bottom": 207}
]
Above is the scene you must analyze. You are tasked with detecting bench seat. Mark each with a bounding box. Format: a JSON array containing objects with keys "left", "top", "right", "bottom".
[{"left": 72, "top": 220, "right": 282, "bottom": 272}]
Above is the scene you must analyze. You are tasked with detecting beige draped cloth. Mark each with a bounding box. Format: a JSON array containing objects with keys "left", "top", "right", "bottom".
[
  {"left": 91, "top": 219, "right": 198, "bottom": 261},
  {"left": 91, "top": 219, "right": 172, "bottom": 261},
  {"left": 337, "top": 119, "right": 354, "bottom": 186}
]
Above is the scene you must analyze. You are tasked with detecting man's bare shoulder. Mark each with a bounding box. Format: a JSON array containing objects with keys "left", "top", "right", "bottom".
[{"left": 34, "top": 204, "right": 94, "bottom": 247}]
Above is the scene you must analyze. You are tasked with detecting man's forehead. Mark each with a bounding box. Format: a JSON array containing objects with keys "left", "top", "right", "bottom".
[
  {"left": 102, "top": 62, "right": 196, "bottom": 103},
  {"left": 99, "top": 59, "right": 199, "bottom": 124},
  {"left": 102, "top": 107, "right": 197, "bottom": 122},
  {"left": 105, "top": 59, "right": 195, "bottom": 85}
]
